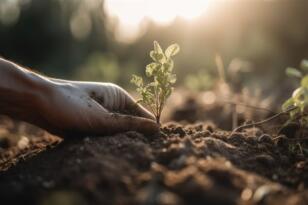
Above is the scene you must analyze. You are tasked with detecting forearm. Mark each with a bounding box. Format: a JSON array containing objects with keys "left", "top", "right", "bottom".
[{"left": 0, "top": 58, "right": 52, "bottom": 119}]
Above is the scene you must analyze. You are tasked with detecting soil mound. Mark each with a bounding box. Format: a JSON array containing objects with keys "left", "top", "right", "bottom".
[{"left": 0, "top": 123, "right": 307, "bottom": 205}]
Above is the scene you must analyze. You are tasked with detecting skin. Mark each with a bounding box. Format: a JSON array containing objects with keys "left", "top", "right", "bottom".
[{"left": 0, "top": 58, "right": 159, "bottom": 138}]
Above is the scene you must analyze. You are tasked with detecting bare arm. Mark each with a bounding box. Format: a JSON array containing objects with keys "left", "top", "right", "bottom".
[
  {"left": 0, "top": 58, "right": 158, "bottom": 137},
  {"left": 0, "top": 58, "right": 52, "bottom": 122}
]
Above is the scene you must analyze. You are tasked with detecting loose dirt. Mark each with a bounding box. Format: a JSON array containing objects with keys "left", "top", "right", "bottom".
[{"left": 0, "top": 122, "right": 307, "bottom": 205}]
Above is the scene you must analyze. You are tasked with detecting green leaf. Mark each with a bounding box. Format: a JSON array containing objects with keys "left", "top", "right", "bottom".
[
  {"left": 169, "top": 74, "right": 176, "bottom": 84},
  {"left": 146, "top": 63, "right": 158, "bottom": 77},
  {"left": 165, "top": 43, "right": 180, "bottom": 58},
  {"left": 290, "top": 108, "right": 299, "bottom": 119},
  {"left": 163, "top": 59, "right": 174, "bottom": 72},
  {"left": 282, "top": 97, "right": 294, "bottom": 111},
  {"left": 146, "top": 81, "right": 158, "bottom": 88},
  {"left": 165, "top": 87, "right": 173, "bottom": 98},
  {"left": 131, "top": 41, "right": 179, "bottom": 123},
  {"left": 301, "top": 75, "right": 308, "bottom": 87},
  {"left": 153, "top": 41, "right": 163, "bottom": 54},
  {"left": 286, "top": 67, "right": 302, "bottom": 78},
  {"left": 300, "top": 59, "right": 308, "bottom": 71},
  {"left": 150, "top": 51, "right": 164, "bottom": 62},
  {"left": 150, "top": 51, "right": 156, "bottom": 61},
  {"left": 136, "top": 87, "right": 144, "bottom": 94},
  {"left": 131, "top": 75, "right": 143, "bottom": 87},
  {"left": 156, "top": 53, "right": 164, "bottom": 62},
  {"left": 292, "top": 87, "right": 304, "bottom": 99}
]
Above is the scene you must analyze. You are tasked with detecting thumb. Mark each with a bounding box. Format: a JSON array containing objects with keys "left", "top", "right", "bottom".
[
  {"left": 124, "top": 94, "right": 156, "bottom": 121},
  {"left": 98, "top": 113, "right": 159, "bottom": 135}
]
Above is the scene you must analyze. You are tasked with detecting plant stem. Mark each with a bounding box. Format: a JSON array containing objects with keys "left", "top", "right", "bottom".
[
  {"left": 223, "top": 101, "right": 276, "bottom": 114},
  {"left": 230, "top": 106, "right": 297, "bottom": 135}
]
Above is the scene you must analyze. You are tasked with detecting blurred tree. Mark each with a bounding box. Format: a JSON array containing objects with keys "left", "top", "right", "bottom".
[
  {"left": 74, "top": 52, "right": 119, "bottom": 82},
  {"left": 0, "top": 0, "right": 110, "bottom": 77},
  {"left": 1, "top": 0, "right": 308, "bottom": 96}
]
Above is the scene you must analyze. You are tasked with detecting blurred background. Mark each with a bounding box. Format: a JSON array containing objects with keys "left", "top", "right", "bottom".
[
  {"left": 1, "top": 0, "right": 308, "bottom": 127},
  {"left": 1, "top": 2, "right": 308, "bottom": 204}
]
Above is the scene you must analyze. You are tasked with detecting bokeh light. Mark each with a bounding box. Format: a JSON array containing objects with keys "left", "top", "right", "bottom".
[{"left": 105, "top": 0, "right": 210, "bottom": 42}]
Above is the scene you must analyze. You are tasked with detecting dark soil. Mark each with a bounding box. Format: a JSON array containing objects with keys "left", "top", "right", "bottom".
[{"left": 0, "top": 122, "right": 307, "bottom": 205}]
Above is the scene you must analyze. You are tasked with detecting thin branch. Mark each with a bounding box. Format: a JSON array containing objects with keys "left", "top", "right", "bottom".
[
  {"left": 297, "top": 142, "right": 304, "bottom": 155},
  {"left": 230, "top": 106, "right": 297, "bottom": 135},
  {"left": 287, "top": 137, "right": 308, "bottom": 141},
  {"left": 222, "top": 101, "right": 276, "bottom": 114},
  {"left": 231, "top": 104, "right": 238, "bottom": 130}
]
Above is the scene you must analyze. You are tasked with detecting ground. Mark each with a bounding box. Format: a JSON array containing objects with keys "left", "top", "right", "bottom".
[
  {"left": 0, "top": 95, "right": 308, "bottom": 205},
  {"left": 0, "top": 115, "right": 307, "bottom": 205}
]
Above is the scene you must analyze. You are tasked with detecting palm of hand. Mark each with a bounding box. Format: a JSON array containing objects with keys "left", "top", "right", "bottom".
[{"left": 38, "top": 81, "right": 158, "bottom": 137}]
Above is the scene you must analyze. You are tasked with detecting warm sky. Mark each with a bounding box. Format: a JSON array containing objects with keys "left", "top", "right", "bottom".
[{"left": 104, "top": 0, "right": 211, "bottom": 42}]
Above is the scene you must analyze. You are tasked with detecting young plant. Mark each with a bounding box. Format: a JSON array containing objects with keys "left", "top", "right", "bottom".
[
  {"left": 282, "top": 59, "right": 308, "bottom": 125},
  {"left": 131, "top": 41, "right": 180, "bottom": 124},
  {"left": 232, "top": 60, "right": 308, "bottom": 135}
]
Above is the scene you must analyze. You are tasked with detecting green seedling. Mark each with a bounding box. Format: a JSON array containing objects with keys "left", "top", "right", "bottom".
[
  {"left": 282, "top": 59, "right": 308, "bottom": 125},
  {"left": 131, "top": 41, "right": 180, "bottom": 124}
]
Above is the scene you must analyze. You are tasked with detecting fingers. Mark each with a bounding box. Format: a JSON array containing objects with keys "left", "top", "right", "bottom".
[
  {"left": 65, "top": 81, "right": 156, "bottom": 122},
  {"left": 98, "top": 113, "right": 159, "bottom": 136},
  {"left": 110, "top": 84, "right": 156, "bottom": 121},
  {"left": 124, "top": 94, "right": 156, "bottom": 121},
  {"left": 84, "top": 83, "right": 155, "bottom": 121}
]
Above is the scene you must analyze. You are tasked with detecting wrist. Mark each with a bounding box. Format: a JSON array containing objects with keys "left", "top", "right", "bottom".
[
  {"left": 0, "top": 58, "right": 54, "bottom": 117},
  {"left": 0, "top": 58, "right": 49, "bottom": 91}
]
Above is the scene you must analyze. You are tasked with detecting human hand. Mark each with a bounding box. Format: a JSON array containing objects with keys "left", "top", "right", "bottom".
[
  {"left": 70, "top": 81, "right": 156, "bottom": 120},
  {"left": 36, "top": 80, "right": 159, "bottom": 137},
  {"left": 0, "top": 58, "right": 158, "bottom": 137}
]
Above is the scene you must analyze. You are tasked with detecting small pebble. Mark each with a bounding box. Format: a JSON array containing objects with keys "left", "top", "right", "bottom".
[
  {"left": 258, "top": 134, "right": 273, "bottom": 144},
  {"left": 194, "top": 124, "right": 203, "bottom": 132},
  {"left": 174, "top": 127, "right": 186, "bottom": 137},
  {"left": 246, "top": 136, "right": 257, "bottom": 145},
  {"left": 206, "top": 125, "right": 214, "bottom": 133},
  {"left": 158, "top": 191, "right": 182, "bottom": 205},
  {"left": 272, "top": 174, "right": 278, "bottom": 180},
  {"left": 255, "top": 154, "right": 275, "bottom": 166},
  {"left": 192, "top": 130, "right": 211, "bottom": 139},
  {"left": 241, "top": 188, "right": 253, "bottom": 201},
  {"left": 275, "top": 135, "right": 288, "bottom": 147},
  {"left": 17, "top": 136, "right": 29, "bottom": 149},
  {"left": 228, "top": 133, "right": 245, "bottom": 144},
  {"left": 253, "top": 185, "right": 282, "bottom": 203},
  {"left": 84, "top": 137, "right": 91, "bottom": 143}
]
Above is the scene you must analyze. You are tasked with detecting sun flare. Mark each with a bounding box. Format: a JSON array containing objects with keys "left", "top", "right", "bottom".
[{"left": 105, "top": 0, "right": 210, "bottom": 42}]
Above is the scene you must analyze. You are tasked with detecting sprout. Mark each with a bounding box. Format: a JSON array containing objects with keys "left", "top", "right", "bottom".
[
  {"left": 283, "top": 59, "right": 308, "bottom": 125},
  {"left": 131, "top": 41, "right": 180, "bottom": 124}
]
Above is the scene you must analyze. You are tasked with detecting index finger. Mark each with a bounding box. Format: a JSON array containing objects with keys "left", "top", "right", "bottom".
[{"left": 124, "top": 94, "right": 156, "bottom": 121}]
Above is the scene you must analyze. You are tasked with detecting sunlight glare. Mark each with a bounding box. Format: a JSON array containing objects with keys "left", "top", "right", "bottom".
[{"left": 105, "top": 0, "right": 210, "bottom": 42}]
